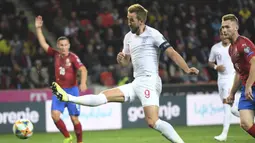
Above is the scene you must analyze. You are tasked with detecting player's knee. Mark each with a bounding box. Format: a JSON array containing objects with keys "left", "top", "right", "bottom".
[
  {"left": 51, "top": 113, "right": 60, "bottom": 122},
  {"left": 147, "top": 122, "right": 155, "bottom": 128},
  {"left": 145, "top": 118, "right": 157, "bottom": 128},
  {"left": 240, "top": 121, "right": 253, "bottom": 131},
  {"left": 101, "top": 89, "right": 124, "bottom": 102},
  {"left": 70, "top": 116, "right": 80, "bottom": 125}
]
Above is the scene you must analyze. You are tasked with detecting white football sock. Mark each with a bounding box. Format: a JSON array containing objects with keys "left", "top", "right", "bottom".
[
  {"left": 154, "top": 119, "right": 184, "bottom": 143},
  {"left": 231, "top": 97, "right": 240, "bottom": 117},
  {"left": 231, "top": 105, "right": 240, "bottom": 117},
  {"left": 222, "top": 104, "right": 231, "bottom": 135},
  {"left": 68, "top": 93, "right": 107, "bottom": 106}
]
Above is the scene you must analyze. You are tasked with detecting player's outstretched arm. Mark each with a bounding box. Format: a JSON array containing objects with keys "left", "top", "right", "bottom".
[
  {"left": 35, "top": 16, "right": 49, "bottom": 52},
  {"left": 164, "top": 48, "right": 199, "bottom": 75}
]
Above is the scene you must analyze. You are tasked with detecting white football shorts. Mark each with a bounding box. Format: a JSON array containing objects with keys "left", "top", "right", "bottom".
[
  {"left": 118, "top": 75, "right": 162, "bottom": 107},
  {"left": 217, "top": 76, "right": 235, "bottom": 100}
]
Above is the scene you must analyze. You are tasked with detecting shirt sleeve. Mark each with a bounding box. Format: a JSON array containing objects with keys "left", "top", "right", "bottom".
[
  {"left": 122, "top": 34, "right": 130, "bottom": 55},
  {"left": 153, "top": 30, "right": 171, "bottom": 51},
  {"left": 241, "top": 38, "right": 255, "bottom": 62},
  {"left": 72, "top": 54, "right": 84, "bottom": 69},
  {"left": 208, "top": 47, "right": 216, "bottom": 62},
  {"left": 47, "top": 47, "right": 57, "bottom": 56}
]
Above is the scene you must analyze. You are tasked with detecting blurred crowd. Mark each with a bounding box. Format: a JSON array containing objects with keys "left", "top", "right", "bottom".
[{"left": 0, "top": 0, "right": 254, "bottom": 89}]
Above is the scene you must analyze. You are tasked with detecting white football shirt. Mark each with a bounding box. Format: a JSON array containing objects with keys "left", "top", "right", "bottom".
[
  {"left": 209, "top": 41, "right": 235, "bottom": 79},
  {"left": 122, "top": 25, "right": 170, "bottom": 78}
]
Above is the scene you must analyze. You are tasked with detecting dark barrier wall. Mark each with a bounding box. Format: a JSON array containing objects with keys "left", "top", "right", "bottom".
[
  {"left": 122, "top": 96, "right": 187, "bottom": 128},
  {"left": 0, "top": 102, "right": 46, "bottom": 133},
  {"left": 162, "top": 83, "right": 218, "bottom": 96}
]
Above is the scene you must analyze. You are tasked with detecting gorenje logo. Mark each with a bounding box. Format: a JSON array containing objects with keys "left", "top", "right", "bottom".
[
  {"left": 127, "top": 102, "right": 181, "bottom": 122},
  {"left": 0, "top": 107, "right": 39, "bottom": 124},
  {"left": 0, "top": 102, "right": 46, "bottom": 133}
]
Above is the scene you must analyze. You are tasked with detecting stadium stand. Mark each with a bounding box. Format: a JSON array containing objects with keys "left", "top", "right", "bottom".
[{"left": 0, "top": 0, "right": 254, "bottom": 89}]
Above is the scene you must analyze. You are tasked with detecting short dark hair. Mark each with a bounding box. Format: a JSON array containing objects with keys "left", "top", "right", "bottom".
[{"left": 57, "top": 36, "right": 70, "bottom": 42}]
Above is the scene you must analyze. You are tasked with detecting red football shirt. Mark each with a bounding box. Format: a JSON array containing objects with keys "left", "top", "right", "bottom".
[
  {"left": 47, "top": 47, "right": 84, "bottom": 88},
  {"left": 229, "top": 36, "right": 255, "bottom": 85}
]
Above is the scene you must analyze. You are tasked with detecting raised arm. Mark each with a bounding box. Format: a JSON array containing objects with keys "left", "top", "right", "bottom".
[{"left": 35, "top": 16, "right": 49, "bottom": 52}]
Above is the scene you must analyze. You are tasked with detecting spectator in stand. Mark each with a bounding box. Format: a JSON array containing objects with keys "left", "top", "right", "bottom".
[{"left": 53, "top": 9, "right": 68, "bottom": 36}]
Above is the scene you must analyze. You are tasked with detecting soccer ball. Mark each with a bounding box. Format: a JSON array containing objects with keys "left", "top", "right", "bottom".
[{"left": 12, "top": 119, "right": 34, "bottom": 139}]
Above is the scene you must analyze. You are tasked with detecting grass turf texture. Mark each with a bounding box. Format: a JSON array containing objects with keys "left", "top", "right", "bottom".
[{"left": 1, "top": 125, "right": 253, "bottom": 143}]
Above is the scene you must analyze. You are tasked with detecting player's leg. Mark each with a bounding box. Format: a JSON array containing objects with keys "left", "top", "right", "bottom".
[
  {"left": 51, "top": 82, "right": 135, "bottom": 106},
  {"left": 215, "top": 81, "right": 232, "bottom": 141},
  {"left": 229, "top": 76, "right": 240, "bottom": 117},
  {"left": 231, "top": 94, "right": 240, "bottom": 117},
  {"left": 67, "top": 86, "right": 83, "bottom": 143},
  {"left": 144, "top": 105, "right": 184, "bottom": 143},
  {"left": 136, "top": 76, "right": 184, "bottom": 143},
  {"left": 51, "top": 95, "right": 71, "bottom": 140},
  {"left": 238, "top": 86, "right": 255, "bottom": 137},
  {"left": 239, "top": 110, "right": 255, "bottom": 137},
  {"left": 70, "top": 115, "right": 82, "bottom": 143}
]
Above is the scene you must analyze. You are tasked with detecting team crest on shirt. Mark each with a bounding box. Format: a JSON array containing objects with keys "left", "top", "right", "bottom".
[
  {"left": 65, "top": 58, "right": 71, "bottom": 67},
  {"left": 244, "top": 46, "right": 251, "bottom": 54},
  {"left": 142, "top": 37, "right": 148, "bottom": 43}
]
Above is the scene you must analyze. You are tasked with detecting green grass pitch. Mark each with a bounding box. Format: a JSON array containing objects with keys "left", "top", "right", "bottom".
[{"left": 1, "top": 125, "right": 253, "bottom": 143}]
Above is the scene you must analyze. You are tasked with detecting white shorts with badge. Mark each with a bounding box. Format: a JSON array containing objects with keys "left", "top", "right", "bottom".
[
  {"left": 118, "top": 75, "right": 162, "bottom": 107},
  {"left": 217, "top": 76, "right": 235, "bottom": 100}
]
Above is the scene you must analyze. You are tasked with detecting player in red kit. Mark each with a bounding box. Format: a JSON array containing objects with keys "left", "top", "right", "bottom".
[
  {"left": 35, "top": 16, "right": 87, "bottom": 143},
  {"left": 222, "top": 14, "right": 255, "bottom": 138}
]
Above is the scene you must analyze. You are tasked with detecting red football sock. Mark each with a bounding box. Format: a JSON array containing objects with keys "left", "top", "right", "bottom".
[
  {"left": 74, "top": 122, "right": 83, "bottom": 142},
  {"left": 55, "top": 119, "right": 70, "bottom": 138},
  {"left": 247, "top": 124, "right": 255, "bottom": 138}
]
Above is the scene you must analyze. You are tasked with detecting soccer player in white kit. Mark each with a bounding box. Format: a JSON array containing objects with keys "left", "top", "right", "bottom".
[
  {"left": 208, "top": 29, "right": 240, "bottom": 141},
  {"left": 51, "top": 4, "right": 199, "bottom": 143}
]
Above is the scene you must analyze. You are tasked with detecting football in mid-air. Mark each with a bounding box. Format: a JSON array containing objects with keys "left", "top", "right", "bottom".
[{"left": 12, "top": 119, "right": 34, "bottom": 139}]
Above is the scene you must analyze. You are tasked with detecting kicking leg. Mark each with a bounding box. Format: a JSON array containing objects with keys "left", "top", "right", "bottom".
[
  {"left": 51, "top": 82, "right": 134, "bottom": 106},
  {"left": 144, "top": 105, "right": 184, "bottom": 143},
  {"left": 69, "top": 88, "right": 124, "bottom": 106}
]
